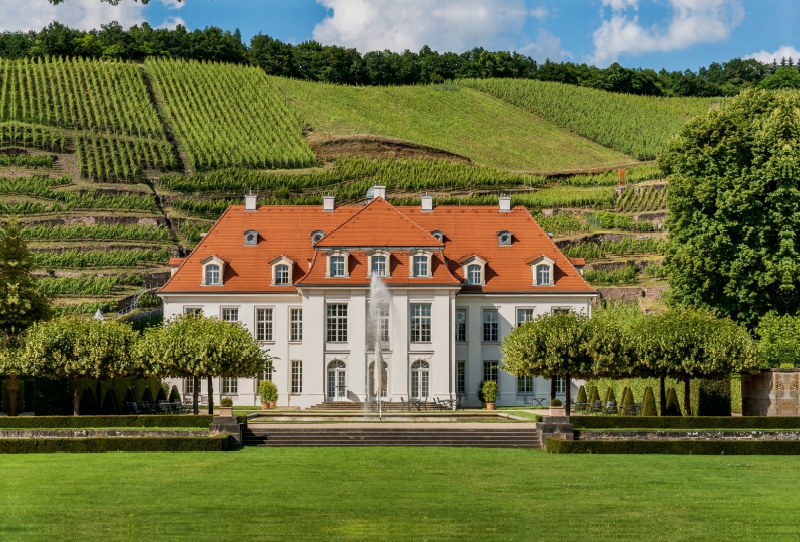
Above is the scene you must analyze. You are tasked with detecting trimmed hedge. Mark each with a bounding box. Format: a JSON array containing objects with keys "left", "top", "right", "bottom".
[
  {"left": 571, "top": 416, "right": 800, "bottom": 430},
  {"left": 0, "top": 415, "right": 247, "bottom": 429},
  {"left": 0, "top": 435, "right": 236, "bottom": 454},
  {"left": 546, "top": 438, "right": 800, "bottom": 455}
]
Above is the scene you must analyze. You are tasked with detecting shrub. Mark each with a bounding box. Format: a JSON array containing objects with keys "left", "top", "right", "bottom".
[
  {"left": 588, "top": 385, "right": 600, "bottom": 406},
  {"left": 79, "top": 389, "right": 96, "bottom": 416},
  {"left": 220, "top": 397, "right": 234, "bottom": 407},
  {"left": 619, "top": 387, "right": 635, "bottom": 416},
  {"left": 0, "top": 435, "right": 236, "bottom": 454},
  {"left": 576, "top": 385, "right": 587, "bottom": 411},
  {"left": 570, "top": 416, "right": 800, "bottom": 429},
  {"left": 258, "top": 380, "right": 278, "bottom": 403},
  {"left": 641, "top": 386, "right": 657, "bottom": 416},
  {"left": 168, "top": 385, "right": 181, "bottom": 403},
  {"left": 155, "top": 386, "right": 168, "bottom": 404},
  {"left": 101, "top": 390, "right": 120, "bottom": 415},
  {"left": 477, "top": 380, "right": 486, "bottom": 403},
  {"left": 546, "top": 438, "right": 800, "bottom": 455},
  {"left": 0, "top": 415, "right": 246, "bottom": 429},
  {"left": 141, "top": 386, "right": 153, "bottom": 404},
  {"left": 123, "top": 387, "right": 136, "bottom": 405},
  {"left": 603, "top": 386, "right": 615, "bottom": 405},
  {"left": 550, "top": 398, "right": 563, "bottom": 407},
  {"left": 665, "top": 387, "right": 682, "bottom": 416},
  {"left": 698, "top": 378, "right": 732, "bottom": 416},
  {"left": 481, "top": 381, "right": 498, "bottom": 404}
]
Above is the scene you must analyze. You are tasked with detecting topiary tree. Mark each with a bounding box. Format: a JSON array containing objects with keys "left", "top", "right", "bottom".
[
  {"left": 665, "top": 387, "right": 682, "bottom": 416},
  {"left": 101, "top": 389, "right": 120, "bottom": 415},
  {"left": 168, "top": 385, "right": 181, "bottom": 403},
  {"left": 141, "top": 386, "right": 153, "bottom": 405},
  {"left": 481, "top": 380, "right": 498, "bottom": 405},
  {"left": 618, "top": 387, "right": 634, "bottom": 416},
  {"left": 79, "top": 388, "right": 96, "bottom": 415},
  {"left": 123, "top": 387, "right": 135, "bottom": 405},
  {"left": 155, "top": 386, "right": 167, "bottom": 404},
  {"left": 588, "top": 385, "right": 600, "bottom": 407},
  {"left": 258, "top": 380, "right": 278, "bottom": 405},
  {"left": 659, "top": 89, "right": 800, "bottom": 326},
  {"left": 641, "top": 386, "right": 657, "bottom": 416},
  {"left": 21, "top": 317, "right": 141, "bottom": 415},
  {"left": 576, "top": 385, "right": 587, "bottom": 412}
]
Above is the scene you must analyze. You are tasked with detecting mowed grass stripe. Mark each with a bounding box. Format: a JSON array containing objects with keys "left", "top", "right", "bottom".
[{"left": 275, "top": 77, "right": 634, "bottom": 172}]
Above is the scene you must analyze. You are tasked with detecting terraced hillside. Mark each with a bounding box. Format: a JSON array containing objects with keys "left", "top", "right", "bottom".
[{"left": 0, "top": 57, "right": 711, "bottom": 314}]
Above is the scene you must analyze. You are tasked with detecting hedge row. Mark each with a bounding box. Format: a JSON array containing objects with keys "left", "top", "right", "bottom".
[
  {"left": 546, "top": 438, "right": 800, "bottom": 455},
  {"left": 0, "top": 435, "right": 236, "bottom": 454},
  {"left": 0, "top": 415, "right": 247, "bottom": 429},
  {"left": 570, "top": 416, "right": 800, "bottom": 429}
]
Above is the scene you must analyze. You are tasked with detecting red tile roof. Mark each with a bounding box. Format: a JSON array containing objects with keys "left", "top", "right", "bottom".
[{"left": 160, "top": 201, "right": 595, "bottom": 294}]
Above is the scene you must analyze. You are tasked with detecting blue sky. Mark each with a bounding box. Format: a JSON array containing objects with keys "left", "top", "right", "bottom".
[{"left": 5, "top": 0, "right": 799, "bottom": 71}]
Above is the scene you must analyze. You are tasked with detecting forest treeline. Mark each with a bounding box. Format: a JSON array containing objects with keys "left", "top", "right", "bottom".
[{"left": 0, "top": 21, "right": 794, "bottom": 97}]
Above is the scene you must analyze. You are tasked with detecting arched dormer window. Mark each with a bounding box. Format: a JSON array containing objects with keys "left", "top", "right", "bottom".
[
  {"left": 201, "top": 255, "right": 226, "bottom": 286},
  {"left": 431, "top": 230, "right": 445, "bottom": 243},
  {"left": 327, "top": 250, "right": 349, "bottom": 278},
  {"left": 367, "top": 250, "right": 391, "bottom": 278},
  {"left": 310, "top": 230, "right": 325, "bottom": 246},
  {"left": 528, "top": 255, "right": 555, "bottom": 286},
  {"left": 270, "top": 255, "right": 295, "bottom": 286},
  {"left": 496, "top": 230, "right": 513, "bottom": 246},
  {"left": 243, "top": 230, "right": 259, "bottom": 246},
  {"left": 409, "top": 250, "right": 432, "bottom": 278},
  {"left": 460, "top": 255, "right": 487, "bottom": 286}
]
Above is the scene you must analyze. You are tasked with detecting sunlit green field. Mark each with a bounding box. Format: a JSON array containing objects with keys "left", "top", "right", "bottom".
[
  {"left": 1, "top": 447, "right": 797, "bottom": 541},
  {"left": 275, "top": 77, "right": 634, "bottom": 172}
]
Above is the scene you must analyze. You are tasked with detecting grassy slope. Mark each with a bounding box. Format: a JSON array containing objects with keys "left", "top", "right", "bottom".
[
  {"left": 275, "top": 77, "right": 634, "bottom": 172},
  {"left": 2, "top": 448, "right": 798, "bottom": 540}
]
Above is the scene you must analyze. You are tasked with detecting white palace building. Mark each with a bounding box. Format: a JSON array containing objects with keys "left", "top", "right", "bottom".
[{"left": 159, "top": 189, "right": 597, "bottom": 409}]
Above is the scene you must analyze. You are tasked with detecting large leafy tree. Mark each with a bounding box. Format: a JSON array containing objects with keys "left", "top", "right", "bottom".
[
  {"left": 0, "top": 219, "right": 51, "bottom": 344},
  {"left": 21, "top": 317, "right": 141, "bottom": 415},
  {"left": 501, "top": 312, "right": 594, "bottom": 415},
  {"left": 139, "top": 313, "right": 271, "bottom": 415},
  {"left": 756, "top": 312, "right": 800, "bottom": 368},
  {"left": 634, "top": 309, "right": 759, "bottom": 415},
  {"left": 659, "top": 89, "right": 800, "bottom": 325}
]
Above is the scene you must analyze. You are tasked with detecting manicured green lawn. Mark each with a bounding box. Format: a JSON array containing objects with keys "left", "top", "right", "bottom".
[{"left": 2, "top": 448, "right": 798, "bottom": 540}]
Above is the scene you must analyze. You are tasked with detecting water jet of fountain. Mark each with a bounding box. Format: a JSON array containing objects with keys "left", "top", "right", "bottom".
[{"left": 367, "top": 272, "right": 391, "bottom": 420}]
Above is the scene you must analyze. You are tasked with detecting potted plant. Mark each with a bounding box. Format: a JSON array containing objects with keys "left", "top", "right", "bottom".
[
  {"left": 259, "top": 380, "right": 278, "bottom": 409},
  {"left": 477, "top": 380, "right": 487, "bottom": 408},
  {"left": 219, "top": 397, "right": 234, "bottom": 417},
  {"left": 482, "top": 381, "right": 498, "bottom": 410},
  {"left": 549, "top": 398, "right": 565, "bottom": 416}
]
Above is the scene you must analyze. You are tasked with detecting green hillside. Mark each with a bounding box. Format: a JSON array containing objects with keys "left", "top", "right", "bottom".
[{"left": 273, "top": 77, "right": 634, "bottom": 172}]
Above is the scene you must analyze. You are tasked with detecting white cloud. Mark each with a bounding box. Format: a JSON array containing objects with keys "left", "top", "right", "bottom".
[
  {"left": 519, "top": 29, "right": 571, "bottom": 62},
  {"left": 746, "top": 45, "right": 800, "bottom": 64},
  {"left": 158, "top": 0, "right": 185, "bottom": 9},
  {"left": 157, "top": 16, "right": 186, "bottom": 30},
  {"left": 312, "top": 0, "right": 531, "bottom": 53},
  {"left": 530, "top": 6, "right": 549, "bottom": 20},
  {"left": 591, "top": 0, "right": 744, "bottom": 66},
  {"left": 0, "top": 0, "right": 146, "bottom": 32}
]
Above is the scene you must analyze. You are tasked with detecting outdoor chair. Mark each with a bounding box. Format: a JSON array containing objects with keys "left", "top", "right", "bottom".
[
  {"left": 400, "top": 397, "right": 408, "bottom": 411},
  {"left": 591, "top": 400, "right": 603, "bottom": 413},
  {"left": 123, "top": 402, "right": 141, "bottom": 415},
  {"left": 604, "top": 401, "right": 617, "bottom": 415},
  {"left": 634, "top": 402, "right": 643, "bottom": 415},
  {"left": 157, "top": 400, "right": 172, "bottom": 414},
  {"left": 139, "top": 401, "right": 156, "bottom": 414},
  {"left": 523, "top": 396, "right": 534, "bottom": 408}
]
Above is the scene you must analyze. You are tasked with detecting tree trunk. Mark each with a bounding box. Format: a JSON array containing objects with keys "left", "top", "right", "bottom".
[
  {"left": 207, "top": 376, "right": 214, "bottom": 415},
  {"left": 683, "top": 374, "right": 692, "bottom": 417},
  {"left": 659, "top": 376, "right": 666, "bottom": 416},
  {"left": 565, "top": 374, "right": 572, "bottom": 416},
  {"left": 73, "top": 377, "right": 81, "bottom": 416},
  {"left": 96, "top": 378, "right": 102, "bottom": 415},
  {"left": 550, "top": 377, "right": 556, "bottom": 401},
  {"left": 192, "top": 376, "right": 199, "bottom": 415}
]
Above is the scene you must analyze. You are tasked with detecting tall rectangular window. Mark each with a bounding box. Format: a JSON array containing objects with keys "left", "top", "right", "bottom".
[
  {"left": 554, "top": 375, "right": 566, "bottom": 395},
  {"left": 275, "top": 264, "right": 290, "bottom": 285},
  {"left": 379, "top": 304, "right": 390, "bottom": 346},
  {"left": 327, "top": 304, "right": 348, "bottom": 342},
  {"left": 412, "top": 255, "right": 428, "bottom": 277},
  {"left": 263, "top": 363, "right": 273, "bottom": 382},
  {"left": 291, "top": 361, "right": 302, "bottom": 393},
  {"left": 536, "top": 264, "right": 550, "bottom": 285},
  {"left": 467, "top": 264, "right": 482, "bottom": 285},
  {"left": 185, "top": 307, "right": 203, "bottom": 315},
  {"left": 518, "top": 375, "right": 534, "bottom": 394},
  {"left": 483, "top": 361, "right": 498, "bottom": 382},
  {"left": 457, "top": 361, "right": 466, "bottom": 395},
  {"left": 483, "top": 309, "right": 498, "bottom": 342},
  {"left": 371, "top": 255, "right": 387, "bottom": 277},
  {"left": 330, "top": 256, "right": 346, "bottom": 277},
  {"left": 185, "top": 378, "right": 195, "bottom": 395},
  {"left": 455, "top": 309, "right": 467, "bottom": 342},
  {"left": 222, "top": 377, "right": 238, "bottom": 395},
  {"left": 205, "top": 265, "right": 220, "bottom": 285},
  {"left": 290, "top": 308, "right": 303, "bottom": 342},
  {"left": 410, "top": 303, "right": 432, "bottom": 343},
  {"left": 517, "top": 309, "right": 534, "bottom": 327},
  {"left": 256, "top": 308, "right": 273, "bottom": 342},
  {"left": 222, "top": 308, "right": 239, "bottom": 323}
]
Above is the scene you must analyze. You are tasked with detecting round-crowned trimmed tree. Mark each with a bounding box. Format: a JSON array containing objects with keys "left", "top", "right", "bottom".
[{"left": 659, "top": 89, "right": 800, "bottom": 326}]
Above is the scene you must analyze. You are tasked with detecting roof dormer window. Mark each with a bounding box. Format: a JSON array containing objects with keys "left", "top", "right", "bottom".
[
  {"left": 460, "top": 255, "right": 487, "bottom": 286},
  {"left": 431, "top": 230, "right": 444, "bottom": 243},
  {"left": 368, "top": 250, "right": 391, "bottom": 278},
  {"left": 310, "top": 230, "right": 325, "bottom": 246},
  {"left": 409, "top": 250, "right": 432, "bottom": 278},
  {"left": 528, "top": 255, "right": 555, "bottom": 286},
  {"left": 200, "top": 255, "right": 226, "bottom": 287},
  {"left": 327, "top": 251, "right": 349, "bottom": 278},
  {"left": 244, "top": 230, "right": 259, "bottom": 246},
  {"left": 270, "top": 256, "right": 295, "bottom": 286},
  {"left": 497, "top": 230, "right": 512, "bottom": 246}
]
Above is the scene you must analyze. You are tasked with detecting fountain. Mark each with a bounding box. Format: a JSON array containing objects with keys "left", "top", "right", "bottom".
[{"left": 366, "top": 272, "right": 391, "bottom": 420}]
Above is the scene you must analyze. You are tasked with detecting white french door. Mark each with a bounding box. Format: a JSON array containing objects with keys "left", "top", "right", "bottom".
[{"left": 327, "top": 360, "right": 347, "bottom": 401}]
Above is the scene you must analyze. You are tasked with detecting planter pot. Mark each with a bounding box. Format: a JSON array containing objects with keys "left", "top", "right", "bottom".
[
  {"left": 486, "top": 403, "right": 496, "bottom": 411},
  {"left": 549, "top": 407, "right": 566, "bottom": 416},
  {"left": 261, "top": 402, "right": 270, "bottom": 410},
  {"left": 271, "top": 401, "right": 278, "bottom": 408},
  {"left": 218, "top": 406, "right": 234, "bottom": 417}
]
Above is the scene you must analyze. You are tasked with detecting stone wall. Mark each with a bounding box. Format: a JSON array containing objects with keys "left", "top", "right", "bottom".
[
  {"left": 576, "top": 430, "right": 800, "bottom": 441},
  {"left": 742, "top": 369, "right": 800, "bottom": 416}
]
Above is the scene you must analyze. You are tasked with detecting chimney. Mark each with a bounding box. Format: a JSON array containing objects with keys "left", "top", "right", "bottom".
[
  {"left": 421, "top": 193, "right": 433, "bottom": 212},
  {"left": 371, "top": 186, "right": 386, "bottom": 200},
  {"left": 244, "top": 191, "right": 257, "bottom": 211},
  {"left": 323, "top": 194, "right": 335, "bottom": 212},
  {"left": 499, "top": 195, "right": 511, "bottom": 213}
]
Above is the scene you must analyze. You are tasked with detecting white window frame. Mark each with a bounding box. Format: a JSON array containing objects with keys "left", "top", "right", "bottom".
[
  {"left": 256, "top": 307, "right": 273, "bottom": 342},
  {"left": 291, "top": 361, "right": 303, "bottom": 394},
  {"left": 367, "top": 250, "right": 391, "bottom": 278},
  {"left": 482, "top": 309, "right": 499, "bottom": 343},
  {"left": 483, "top": 360, "right": 499, "bottom": 383},
  {"left": 554, "top": 375, "right": 566, "bottom": 395},
  {"left": 185, "top": 377, "right": 195, "bottom": 395},
  {"left": 222, "top": 377, "right": 238, "bottom": 395},
  {"left": 326, "top": 303, "right": 348, "bottom": 343},
  {"left": 200, "top": 255, "right": 225, "bottom": 287},
  {"left": 221, "top": 308, "right": 239, "bottom": 323},
  {"left": 410, "top": 303, "right": 432, "bottom": 343},
  {"left": 456, "top": 360, "right": 466, "bottom": 395},
  {"left": 461, "top": 255, "right": 487, "bottom": 286},
  {"left": 270, "top": 255, "right": 295, "bottom": 286},
  {"left": 184, "top": 307, "right": 203, "bottom": 315},
  {"left": 408, "top": 250, "right": 432, "bottom": 278},
  {"left": 516, "top": 308, "right": 535, "bottom": 327},
  {"left": 552, "top": 307, "right": 573, "bottom": 315},
  {"left": 310, "top": 230, "right": 325, "bottom": 246},
  {"left": 517, "top": 375, "right": 534, "bottom": 395},
  {"left": 455, "top": 308, "right": 467, "bottom": 343},
  {"left": 290, "top": 307, "right": 303, "bottom": 342},
  {"left": 528, "top": 255, "right": 555, "bottom": 287},
  {"left": 327, "top": 251, "right": 349, "bottom": 278}
]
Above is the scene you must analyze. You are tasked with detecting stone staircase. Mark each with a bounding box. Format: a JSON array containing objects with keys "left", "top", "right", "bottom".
[
  {"left": 305, "top": 401, "right": 446, "bottom": 412},
  {"left": 242, "top": 425, "right": 540, "bottom": 448}
]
